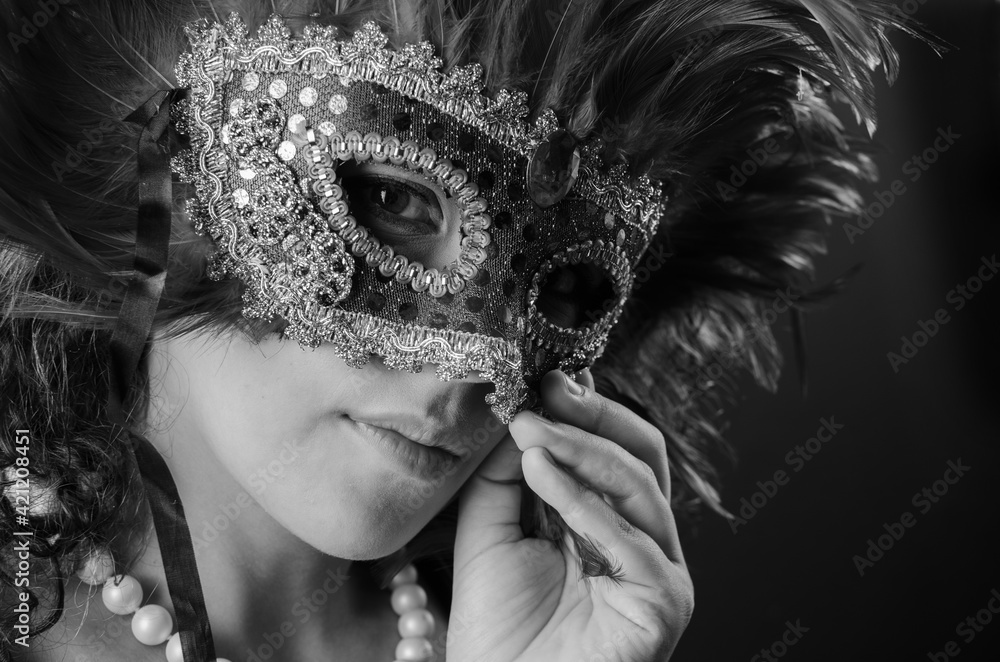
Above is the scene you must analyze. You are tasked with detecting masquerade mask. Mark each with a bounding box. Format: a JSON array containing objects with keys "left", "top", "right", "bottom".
[{"left": 173, "top": 15, "right": 664, "bottom": 422}]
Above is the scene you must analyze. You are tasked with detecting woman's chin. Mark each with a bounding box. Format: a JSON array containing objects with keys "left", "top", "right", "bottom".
[{"left": 274, "top": 490, "right": 448, "bottom": 560}]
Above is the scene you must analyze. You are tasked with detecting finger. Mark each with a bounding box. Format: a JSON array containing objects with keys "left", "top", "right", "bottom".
[
  {"left": 510, "top": 410, "right": 685, "bottom": 566},
  {"left": 541, "top": 370, "right": 671, "bottom": 497},
  {"left": 574, "top": 367, "right": 595, "bottom": 391},
  {"left": 455, "top": 433, "right": 525, "bottom": 568},
  {"left": 521, "top": 447, "right": 672, "bottom": 588}
]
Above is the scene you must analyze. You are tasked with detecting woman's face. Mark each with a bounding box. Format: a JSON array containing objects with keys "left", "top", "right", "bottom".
[
  {"left": 148, "top": 161, "right": 508, "bottom": 560},
  {"left": 148, "top": 328, "right": 503, "bottom": 560}
]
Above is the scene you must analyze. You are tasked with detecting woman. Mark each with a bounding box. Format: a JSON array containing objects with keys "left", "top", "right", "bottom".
[{"left": 0, "top": 1, "right": 915, "bottom": 660}]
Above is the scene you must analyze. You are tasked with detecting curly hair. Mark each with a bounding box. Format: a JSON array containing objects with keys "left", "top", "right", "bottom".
[{"left": 0, "top": 0, "right": 920, "bottom": 650}]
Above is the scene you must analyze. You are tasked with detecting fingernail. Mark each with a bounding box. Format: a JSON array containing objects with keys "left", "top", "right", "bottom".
[
  {"left": 562, "top": 371, "right": 586, "bottom": 396},
  {"left": 528, "top": 409, "right": 555, "bottom": 425}
]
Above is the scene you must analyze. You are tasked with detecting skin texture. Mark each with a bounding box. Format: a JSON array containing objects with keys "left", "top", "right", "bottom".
[
  {"left": 451, "top": 369, "right": 693, "bottom": 661},
  {"left": 145, "top": 328, "right": 500, "bottom": 561},
  {"left": 139, "top": 330, "right": 498, "bottom": 660}
]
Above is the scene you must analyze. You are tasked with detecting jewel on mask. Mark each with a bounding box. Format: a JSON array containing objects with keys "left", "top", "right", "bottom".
[
  {"left": 328, "top": 94, "right": 348, "bottom": 114},
  {"left": 277, "top": 141, "right": 296, "bottom": 161},
  {"left": 268, "top": 79, "right": 288, "bottom": 99},
  {"left": 527, "top": 129, "right": 580, "bottom": 208},
  {"left": 299, "top": 86, "right": 318, "bottom": 106},
  {"left": 287, "top": 113, "right": 306, "bottom": 134},
  {"left": 242, "top": 72, "right": 260, "bottom": 91}
]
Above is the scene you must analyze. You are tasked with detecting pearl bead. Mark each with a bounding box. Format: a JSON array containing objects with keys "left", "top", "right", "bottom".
[
  {"left": 390, "top": 583, "right": 427, "bottom": 615},
  {"left": 398, "top": 608, "right": 435, "bottom": 638},
  {"left": 91, "top": 560, "right": 438, "bottom": 658},
  {"left": 395, "top": 636, "right": 433, "bottom": 661},
  {"left": 166, "top": 632, "right": 184, "bottom": 662},
  {"left": 390, "top": 564, "right": 418, "bottom": 588},
  {"left": 102, "top": 575, "right": 143, "bottom": 615},
  {"left": 76, "top": 549, "right": 115, "bottom": 586},
  {"left": 131, "top": 604, "right": 173, "bottom": 646}
]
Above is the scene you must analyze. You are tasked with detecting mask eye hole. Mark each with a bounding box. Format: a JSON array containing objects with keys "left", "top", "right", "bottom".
[
  {"left": 535, "top": 262, "right": 617, "bottom": 329},
  {"left": 336, "top": 160, "right": 462, "bottom": 269}
]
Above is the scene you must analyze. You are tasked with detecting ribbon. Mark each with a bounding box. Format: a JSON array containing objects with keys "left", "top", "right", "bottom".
[{"left": 112, "top": 88, "right": 217, "bottom": 661}]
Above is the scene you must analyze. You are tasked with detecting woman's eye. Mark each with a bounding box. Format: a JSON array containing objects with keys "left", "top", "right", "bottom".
[
  {"left": 369, "top": 182, "right": 419, "bottom": 217},
  {"left": 343, "top": 176, "right": 443, "bottom": 237},
  {"left": 334, "top": 163, "right": 461, "bottom": 268}
]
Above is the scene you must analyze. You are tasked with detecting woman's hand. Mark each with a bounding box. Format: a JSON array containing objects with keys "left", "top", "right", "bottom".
[{"left": 450, "top": 369, "right": 693, "bottom": 662}]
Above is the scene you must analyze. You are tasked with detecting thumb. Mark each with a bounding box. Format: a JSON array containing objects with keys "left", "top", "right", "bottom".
[{"left": 455, "top": 432, "right": 525, "bottom": 566}]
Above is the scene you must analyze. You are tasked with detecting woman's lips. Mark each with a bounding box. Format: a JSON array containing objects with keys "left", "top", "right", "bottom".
[{"left": 347, "top": 418, "right": 461, "bottom": 478}]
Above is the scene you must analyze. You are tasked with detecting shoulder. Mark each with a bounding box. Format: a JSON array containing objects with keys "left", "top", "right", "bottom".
[{"left": 12, "top": 579, "right": 161, "bottom": 662}]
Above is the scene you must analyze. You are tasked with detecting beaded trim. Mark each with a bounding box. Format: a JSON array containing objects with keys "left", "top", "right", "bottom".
[
  {"left": 303, "top": 129, "right": 491, "bottom": 298},
  {"left": 287, "top": 308, "right": 523, "bottom": 422},
  {"left": 581, "top": 163, "right": 664, "bottom": 230},
  {"left": 525, "top": 241, "right": 632, "bottom": 351},
  {"left": 177, "top": 13, "right": 664, "bottom": 235}
]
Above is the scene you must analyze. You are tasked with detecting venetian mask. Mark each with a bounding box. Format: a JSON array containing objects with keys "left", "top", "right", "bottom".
[{"left": 173, "top": 14, "right": 664, "bottom": 422}]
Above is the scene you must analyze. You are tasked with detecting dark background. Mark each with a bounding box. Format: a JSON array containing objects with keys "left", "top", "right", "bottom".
[{"left": 675, "top": 2, "right": 1000, "bottom": 661}]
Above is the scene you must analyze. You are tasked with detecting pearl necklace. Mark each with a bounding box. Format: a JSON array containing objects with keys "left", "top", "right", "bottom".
[{"left": 77, "top": 550, "right": 438, "bottom": 661}]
